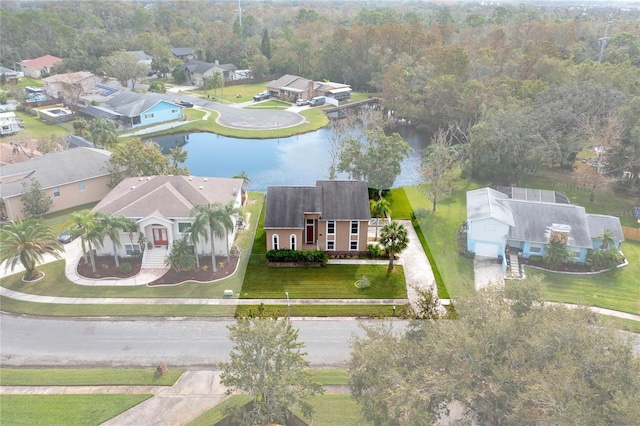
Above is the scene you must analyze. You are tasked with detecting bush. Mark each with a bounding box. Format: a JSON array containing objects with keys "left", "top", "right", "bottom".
[
  {"left": 119, "top": 263, "right": 132, "bottom": 274},
  {"left": 528, "top": 255, "right": 543, "bottom": 265},
  {"left": 366, "top": 244, "right": 384, "bottom": 259},
  {"left": 265, "top": 249, "right": 326, "bottom": 264}
]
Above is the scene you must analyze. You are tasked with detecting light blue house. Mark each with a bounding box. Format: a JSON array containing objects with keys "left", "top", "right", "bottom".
[
  {"left": 466, "top": 187, "right": 624, "bottom": 272},
  {"left": 79, "top": 91, "right": 183, "bottom": 129}
]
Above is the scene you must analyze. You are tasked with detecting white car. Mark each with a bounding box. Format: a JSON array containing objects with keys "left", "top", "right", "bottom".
[{"left": 296, "top": 99, "right": 309, "bottom": 106}]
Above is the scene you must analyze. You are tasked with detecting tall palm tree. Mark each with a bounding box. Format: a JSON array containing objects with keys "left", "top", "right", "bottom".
[
  {"left": 233, "top": 171, "right": 251, "bottom": 205},
  {"left": 0, "top": 218, "right": 62, "bottom": 281},
  {"left": 379, "top": 221, "right": 409, "bottom": 271},
  {"left": 219, "top": 201, "right": 244, "bottom": 263},
  {"left": 69, "top": 209, "right": 104, "bottom": 273},
  {"left": 212, "top": 70, "right": 224, "bottom": 100},
  {"left": 185, "top": 222, "right": 207, "bottom": 269},
  {"left": 191, "top": 202, "right": 226, "bottom": 272},
  {"left": 370, "top": 197, "right": 391, "bottom": 241},
  {"left": 96, "top": 212, "right": 130, "bottom": 268}
]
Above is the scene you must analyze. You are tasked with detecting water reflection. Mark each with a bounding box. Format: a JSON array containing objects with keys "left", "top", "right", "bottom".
[{"left": 150, "top": 126, "right": 429, "bottom": 191}]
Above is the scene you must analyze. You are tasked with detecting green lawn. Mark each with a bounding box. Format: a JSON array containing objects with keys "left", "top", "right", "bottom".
[
  {"left": 0, "top": 368, "right": 182, "bottom": 386},
  {"left": 0, "top": 76, "right": 42, "bottom": 90},
  {"left": 234, "top": 304, "right": 401, "bottom": 319},
  {"left": 387, "top": 188, "right": 413, "bottom": 219},
  {"left": 536, "top": 241, "right": 640, "bottom": 315},
  {"left": 186, "top": 395, "right": 253, "bottom": 426},
  {"left": 308, "top": 369, "right": 348, "bottom": 385},
  {"left": 244, "top": 99, "right": 291, "bottom": 110},
  {"left": 0, "top": 394, "right": 151, "bottom": 426},
  {"left": 15, "top": 110, "right": 71, "bottom": 140}
]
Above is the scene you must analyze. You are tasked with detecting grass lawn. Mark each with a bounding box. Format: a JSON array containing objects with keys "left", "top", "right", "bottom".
[
  {"left": 387, "top": 188, "right": 413, "bottom": 219},
  {"left": 14, "top": 110, "right": 71, "bottom": 140},
  {"left": 0, "top": 394, "right": 151, "bottom": 426},
  {"left": 0, "top": 368, "right": 182, "bottom": 386},
  {"left": 0, "top": 77, "right": 42, "bottom": 91},
  {"left": 240, "top": 264, "right": 407, "bottom": 299},
  {"left": 308, "top": 369, "right": 348, "bottom": 385},
  {"left": 244, "top": 99, "right": 291, "bottom": 110},
  {"left": 535, "top": 241, "right": 640, "bottom": 315},
  {"left": 186, "top": 395, "right": 252, "bottom": 426},
  {"left": 234, "top": 304, "right": 401, "bottom": 318},
  {"left": 301, "top": 394, "right": 371, "bottom": 426}
]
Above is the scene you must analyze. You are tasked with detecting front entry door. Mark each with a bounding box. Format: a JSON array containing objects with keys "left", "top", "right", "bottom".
[
  {"left": 306, "top": 220, "right": 314, "bottom": 244},
  {"left": 152, "top": 227, "right": 168, "bottom": 246}
]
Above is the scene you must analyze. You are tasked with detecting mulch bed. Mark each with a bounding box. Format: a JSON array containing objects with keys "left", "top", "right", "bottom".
[
  {"left": 148, "top": 256, "right": 239, "bottom": 286},
  {"left": 76, "top": 256, "right": 142, "bottom": 279},
  {"left": 76, "top": 255, "right": 239, "bottom": 285}
]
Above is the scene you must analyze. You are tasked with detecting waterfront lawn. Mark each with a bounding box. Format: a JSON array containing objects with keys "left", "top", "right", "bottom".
[
  {"left": 0, "top": 394, "right": 151, "bottom": 426},
  {"left": 387, "top": 188, "right": 413, "bottom": 220},
  {"left": 0, "top": 368, "right": 182, "bottom": 386}
]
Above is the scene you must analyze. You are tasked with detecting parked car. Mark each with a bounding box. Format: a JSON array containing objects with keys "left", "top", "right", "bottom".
[
  {"left": 253, "top": 92, "right": 270, "bottom": 101},
  {"left": 178, "top": 101, "right": 194, "bottom": 108},
  {"left": 58, "top": 225, "right": 81, "bottom": 244},
  {"left": 309, "top": 96, "right": 326, "bottom": 107},
  {"left": 296, "top": 98, "right": 309, "bottom": 106}
]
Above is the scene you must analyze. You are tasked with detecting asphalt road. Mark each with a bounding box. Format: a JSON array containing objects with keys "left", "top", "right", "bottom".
[{"left": 0, "top": 315, "right": 409, "bottom": 368}]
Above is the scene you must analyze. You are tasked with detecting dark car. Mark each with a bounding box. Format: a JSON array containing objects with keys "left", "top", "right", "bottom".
[
  {"left": 253, "top": 92, "right": 270, "bottom": 101},
  {"left": 178, "top": 101, "right": 194, "bottom": 108},
  {"left": 58, "top": 225, "right": 81, "bottom": 244}
]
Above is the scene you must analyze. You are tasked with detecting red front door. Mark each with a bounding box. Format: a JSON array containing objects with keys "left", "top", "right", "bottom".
[
  {"left": 306, "top": 220, "right": 314, "bottom": 244},
  {"left": 152, "top": 227, "right": 168, "bottom": 246}
]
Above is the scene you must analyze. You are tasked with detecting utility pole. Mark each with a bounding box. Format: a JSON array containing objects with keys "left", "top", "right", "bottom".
[
  {"left": 598, "top": 13, "right": 612, "bottom": 63},
  {"left": 238, "top": 0, "right": 242, "bottom": 28}
]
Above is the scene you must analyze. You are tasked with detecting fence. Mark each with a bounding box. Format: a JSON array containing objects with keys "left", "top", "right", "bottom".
[{"left": 622, "top": 226, "right": 640, "bottom": 242}]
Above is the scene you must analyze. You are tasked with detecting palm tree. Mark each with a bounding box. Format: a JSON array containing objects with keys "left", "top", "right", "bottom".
[
  {"left": 96, "top": 212, "right": 130, "bottom": 268},
  {"left": 233, "top": 171, "right": 251, "bottom": 205},
  {"left": 190, "top": 202, "right": 226, "bottom": 272},
  {"left": 212, "top": 70, "right": 224, "bottom": 100},
  {"left": 544, "top": 241, "right": 570, "bottom": 269},
  {"left": 0, "top": 218, "right": 63, "bottom": 281},
  {"left": 370, "top": 197, "right": 391, "bottom": 241},
  {"left": 379, "top": 221, "right": 409, "bottom": 271},
  {"left": 218, "top": 201, "right": 244, "bottom": 263},
  {"left": 184, "top": 222, "right": 207, "bottom": 269},
  {"left": 596, "top": 229, "right": 616, "bottom": 250},
  {"left": 69, "top": 209, "right": 104, "bottom": 273}
]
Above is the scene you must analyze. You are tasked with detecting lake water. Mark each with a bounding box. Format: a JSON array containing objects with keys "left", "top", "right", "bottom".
[{"left": 151, "top": 126, "right": 429, "bottom": 191}]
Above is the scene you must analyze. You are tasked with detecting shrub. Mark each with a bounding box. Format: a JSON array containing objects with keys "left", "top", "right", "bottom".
[
  {"left": 119, "top": 263, "right": 132, "bottom": 274},
  {"left": 265, "top": 249, "right": 326, "bottom": 264},
  {"left": 366, "top": 244, "right": 384, "bottom": 259}
]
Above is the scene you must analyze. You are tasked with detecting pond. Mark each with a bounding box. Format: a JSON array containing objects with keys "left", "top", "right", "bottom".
[{"left": 149, "top": 126, "right": 430, "bottom": 191}]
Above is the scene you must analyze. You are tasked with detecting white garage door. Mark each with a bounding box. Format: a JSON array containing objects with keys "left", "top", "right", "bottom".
[{"left": 474, "top": 242, "right": 500, "bottom": 258}]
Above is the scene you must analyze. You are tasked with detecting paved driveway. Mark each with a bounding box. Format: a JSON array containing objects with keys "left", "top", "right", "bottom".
[{"left": 473, "top": 256, "right": 504, "bottom": 290}]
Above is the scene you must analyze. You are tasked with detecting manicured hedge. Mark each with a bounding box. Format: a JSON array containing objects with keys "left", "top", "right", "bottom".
[{"left": 265, "top": 249, "right": 327, "bottom": 264}]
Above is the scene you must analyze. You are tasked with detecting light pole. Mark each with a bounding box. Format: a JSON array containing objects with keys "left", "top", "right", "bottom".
[{"left": 285, "top": 291, "right": 290, "bottom": 320}]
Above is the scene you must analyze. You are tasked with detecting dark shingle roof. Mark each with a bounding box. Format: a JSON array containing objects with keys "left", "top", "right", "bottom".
[
  {"left": 106, "top": 91, "right": 169, "bottom": 118},
  {"left": 171, "top": 47, "right": 193, "bottom": 56},
  {"left": 183, "top": 60, "right": 215, "bottom": 75},
  {"left": 0, "top": 148, "right": 111, "bottom": 197},
  {"left": 264, "top": 180, "right": 369, "bottom": 229}
]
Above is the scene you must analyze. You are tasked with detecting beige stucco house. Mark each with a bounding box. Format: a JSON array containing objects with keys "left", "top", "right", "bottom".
[
  {"left": 264, "top": 180, "right": 370, "bottom": 252},
  {"left": 92, "top": 175, "right": 243, "bottom": 260},
  {"left": 0, "top": 147, "right": 112, "bottom": 221},
  {"left": 18, "top": 55, "right": 62, "bottom": 78}
]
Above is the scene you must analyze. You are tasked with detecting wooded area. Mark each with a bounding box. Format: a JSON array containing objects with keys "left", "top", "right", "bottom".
[{"left": 1, "top": 1, "right": 639, "bottom": 189}]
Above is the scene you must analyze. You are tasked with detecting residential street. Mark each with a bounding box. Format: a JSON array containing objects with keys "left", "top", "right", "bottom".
[{"left": 0, "top": 315, "right": 409, "bottom": 367}]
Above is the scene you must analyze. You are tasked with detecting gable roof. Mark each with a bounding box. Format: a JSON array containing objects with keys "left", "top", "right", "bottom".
[
  {"left": 105, "top": 91, "right": 173, "bottom": 118},
  {"left": 587, "top": 214, "right": 624, "bottom": 242},
  {"left": 466, "top": 187, "right": 515, "bottom": 225},
  {"left": 42, "top": 71, "right": 95, "bottom": 85},
  {"left": 504, "top": 200, "right": 593, "bottom": 248},
  {"left": 183, "top": 60, "right": 215, "bottom": 75},
  {"left": 268, "top": 74, "right": 313, "bottom": 93},
  {"left": 20, "top": 55, "right": 62, "bottom": 69},
  {"left": 93, "top": 176, "right": 243, "bottom": 219},
  {"left": 126, "top": 51, "right": 152, "bottom": 61},
  {"left": 171, "top": 47, "right": 193, "bottom": 56},
  {"left": 0, "top": 148, "right": 111, "bottom": 198},
  {"left": 264, "top": 180, "right": 370, "bottom": 229}
]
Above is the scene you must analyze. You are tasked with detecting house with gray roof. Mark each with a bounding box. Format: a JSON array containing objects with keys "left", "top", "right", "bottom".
[
  {"left": 0, "top": 147, "right": 111, "bottom": 221},
  {"left": 171, "top": 47, "right": 194, "bottom": 62},
  {"left": 92, "top": 175, "right": 243, "bottom": 262},
  {"left": 264, "top": 180, "right": 370, "bottom": 252},
  {"left": 181, "top": 60, "right": 238, "bottom": 87},
  {"left": 267, "top": 74, "right": 352, "bottom": 103},
  {"left": 79, "top": 91, "right": 182, "bottom": 129},
  {"left": 126, "top": 51, "right": 153, "bottom": 66},
  {"left": 466, "top": 187, "right": 624, "bottom": 271}
]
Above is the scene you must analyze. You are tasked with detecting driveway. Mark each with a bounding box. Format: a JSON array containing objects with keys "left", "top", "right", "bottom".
[{"left": 473, "top": 256, "right": 504, "bottom": 290}]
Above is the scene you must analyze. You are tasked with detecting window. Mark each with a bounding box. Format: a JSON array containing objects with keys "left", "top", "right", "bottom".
[
  {"left": 327, "top": 220, "right": 335, "bottom": 235},
  {"left": 272, "top": 234, "right": 279, "bottom": 250},
  {"left": 144, "top": 113, "right": 155, "bottom": 119},
  {"left": 529, "top": 245, "right": 542, "bottom": 254},
  {"left": 125, "top": 244, "right": 141, "bottom": 256},
  {"left": 327, "top": 241, "right": 335, "bottom": 251},
  {"left": 53, "top": 187, "right": 60, "bottom": 197},
  {"left": 78, "top": 181, "right": 85, "bottom": 192},
  {"left": 351, "top": 221, "right": 359, "bottom": 234},
  {"left": 350, "top": 241, "right": 358, "bottom": 251},
  {"left": 178, "top": 222, "right": 192, "bottom": 233},
  {"left": 172, "top": 109, "right": 178, "bottom": 113},
  {"left": 290, "top": 234, "right": 297, "bottom": 250}
]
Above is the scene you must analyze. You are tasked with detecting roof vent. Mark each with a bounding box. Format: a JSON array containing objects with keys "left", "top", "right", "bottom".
[
  {"left": 146, "top": 177, "right": 150, "bottom": 181},
  {"left": 131, "top": 186, "right": 136, "bottom": 190},
  {"left": 189, "top": 176, "right": 193, "bottom": 181},
  {"left": 199, "top": 186, "right": 203, "bottom": 190},
  {"left": 204, "top": 178, "right": 208, "bottom": 182},
  {"left": 138, "top": 177, "right": 142, "bottom": 181}
]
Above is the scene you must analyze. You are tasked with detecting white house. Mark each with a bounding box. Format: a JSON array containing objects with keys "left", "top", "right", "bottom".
[{"left": 0, "top": 112, "right": 21, "bottom": 135}]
